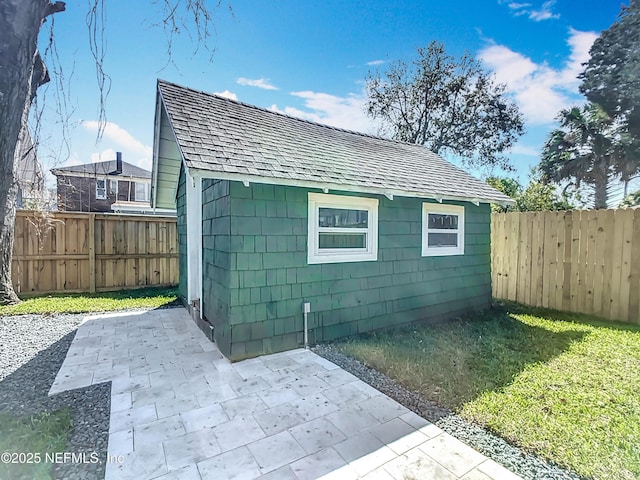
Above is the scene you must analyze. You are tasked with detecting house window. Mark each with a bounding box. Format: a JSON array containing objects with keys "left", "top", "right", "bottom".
[
  {"left": 135, "top": 183, "right": 149, "bottom": 202},
  {"left": 422, "top": 203, "right": 465, "bottom": 256},
  {"left": 96, "top": 178, "right": 106, "bottom": 200},
  {"left": 308, "top": 192, "right": 378, "bottom": 264},
  {"left": 109, "top": 179, "right": 118, "bottom": 195}
]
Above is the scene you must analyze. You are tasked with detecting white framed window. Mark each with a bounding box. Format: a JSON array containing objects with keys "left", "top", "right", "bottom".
[
  {"left": 308, "top": 193, "right": 378, "bottom": 264},
  {"left": 135, "top": 182, "right": 150, "bottom": 202},
  {"left": 109, "top": 179, "right": 118, "bottom": 195},
  {"left": 96, "top": 178, "right": 106, "bottom": 200},
  {"left": 422, "top": 203, "right": 465, "bottom": 256}
]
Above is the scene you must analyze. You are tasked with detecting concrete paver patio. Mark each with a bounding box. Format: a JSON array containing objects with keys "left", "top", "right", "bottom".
[{"left": 50, "top": 308, "right": 523, "bottom": 480}]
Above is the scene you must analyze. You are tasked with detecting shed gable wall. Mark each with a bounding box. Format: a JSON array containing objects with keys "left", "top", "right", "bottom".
[{"left": 221, "top": 181, "right": 491, "bottom": 360}]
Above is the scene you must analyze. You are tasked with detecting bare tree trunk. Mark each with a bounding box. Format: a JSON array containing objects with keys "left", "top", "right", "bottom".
[
  {"left": 593, "top": 174, "right": 609, "bottom": 210},
  {"left": 0, "top": 0, "right": 65, "bottom": 304}
]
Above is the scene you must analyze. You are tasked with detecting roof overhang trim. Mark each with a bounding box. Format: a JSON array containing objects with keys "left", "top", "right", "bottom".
[{"left": 186, "top": 166, "right": 515, "bottom": 206}]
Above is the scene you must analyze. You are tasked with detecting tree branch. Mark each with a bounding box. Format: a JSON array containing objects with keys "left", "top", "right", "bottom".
[{"left": 45, "top": 1, "right": 66, "bottom": 18}]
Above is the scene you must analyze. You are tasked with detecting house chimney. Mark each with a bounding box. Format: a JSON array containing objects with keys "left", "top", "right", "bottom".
[{"left": 115, "top": 152, "right": 123, "bottom": 174}]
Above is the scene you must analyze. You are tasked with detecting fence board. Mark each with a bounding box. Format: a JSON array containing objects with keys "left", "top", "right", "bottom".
[
  {"left": 561, "top": 211, "right": 573, "bottom": 311},
  {"left": 609, "top": 211, "right": 625, "bottom": 320},
  {"left": 592, "top": 212, "right": 606, "bottom": 316},
  {"left": 518, "top": 212, "right": 532, "bottom": 305},
  {"left": 600, "top": 212, "right": 616, "bottom": 319},
  {"left": 531, "top": 212, "right": 544, "bottom": 307},
  {"left": 491, "top": 214, "right": 502, "bottom": 296},
  {"left": 629, "top": 210, "right": 640, "bottom": 322},
  {"left": 618, "top": 209, "right": 634, "bottom": 321},
  {"left": 11, "top": 210, "right": 178, "bottom": 295},
  {"left": 507, "top": 215, "right": 520, "bottom": 301},
  {"left": 492, "top": 209, "right": 640, "bottom": 324},
  {"left": 577, "top": 211, "right": 590, "bottom": 313}
]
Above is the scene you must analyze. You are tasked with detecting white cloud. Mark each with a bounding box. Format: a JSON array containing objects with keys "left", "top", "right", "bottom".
[
  {"left": 479, "top": 28, "right": 598, "bottom": 125},
  {"left": 89, "top": 149, "right": 117, "bottom": 164},
  {"left": 270, "top": 90, "right": 376, "bottom": 134},
  {"left": 529, "top": 1, "right": 560, "bottom": 21},
  {"left": 82, "top": 121, "right": 151, "bottom": 157},
  {"left": 214, "top": 90, "right": 238, "bottom": 101},
  {"left": 82, "top": 121, "right": 153, "bottom": 170},
  {"left": 501, "top": 0, "right": 559, "bottom": 21},
  {"left": 560, "top": 28, "right": 598, "bottom": 84},
  {"left": 510, "top": 143, "right": 540, "bottom": 157},
  {"left": 508, "top": 2, "right": 532, "bottom": 10},
  {"left": 237, "top": 77, "right": 278, "bottom": 90},
  {"left": 366, "top": 60, "right": 385, "bottom": 66}
]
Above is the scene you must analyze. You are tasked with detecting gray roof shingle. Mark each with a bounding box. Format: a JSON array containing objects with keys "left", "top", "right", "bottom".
[
  {"left": 52, "top": 160, "right": 151, "bottom": 179},
  {"left": 158, "top": 80, "right": 512, "bottom": 204}
]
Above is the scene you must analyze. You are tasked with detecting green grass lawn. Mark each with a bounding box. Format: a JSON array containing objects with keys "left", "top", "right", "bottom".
[
  {"left": 0, "top": 286, "right": 179, "bottom": 316},
  {"left": 334, "top": 302, "right": 640, "bottom": 480},
  {"left": 0, "top": 409, "right": 72, "bottom": 480}
]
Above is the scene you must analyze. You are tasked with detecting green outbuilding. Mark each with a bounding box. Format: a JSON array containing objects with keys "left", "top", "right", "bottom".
[{"left": 151, "top": 80, "right": 512, "bottom": 361}]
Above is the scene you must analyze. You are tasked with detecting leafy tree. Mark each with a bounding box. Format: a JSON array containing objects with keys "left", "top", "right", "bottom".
[
  {"left": 486, "top": 177, "right": 521, "bottom": 212},
  {"left": 0, "top": 1, "right": 223, "bottom": 305},
  {"left": 365, "top": 42, "right": 524, "bottom": 170},
  {"left": 540, "top": 103, "right": 635, "bottom": 209},
  {"left": 517, "top": 181, "right": 575, "bottom": 212},
  {"left": 487, "top": 174, "right": 575, "bottom": 213},
  {"left": 620, "top": 190, "right": 640, "bottom": 208},
  {"left": 580, "top": 0, "right": 640, "bottom": 138}
]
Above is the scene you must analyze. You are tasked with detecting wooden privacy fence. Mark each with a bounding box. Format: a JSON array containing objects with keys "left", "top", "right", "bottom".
[
  {"left": 491, "top": 209, "right": 640, "bottom": 324},
  {"left": 12, "top": 210, "right": 179, "bottom": 295}
]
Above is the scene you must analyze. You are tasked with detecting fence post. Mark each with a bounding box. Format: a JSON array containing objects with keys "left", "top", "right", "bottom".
[{"left": 89, "top": 213, "right": 96, "bottom": 293}]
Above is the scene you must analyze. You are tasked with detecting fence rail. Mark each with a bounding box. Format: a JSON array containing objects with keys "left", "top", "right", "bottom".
[
  {"left": 12, "top": 210, "right": 178, "bottom": 295},
  {"left": 491, "top": 209, "right": 640, "bottom": 324}
]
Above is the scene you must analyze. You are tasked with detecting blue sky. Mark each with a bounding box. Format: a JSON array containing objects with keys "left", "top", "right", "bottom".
[{"left": 35, "top": 0, "right": 625, "bottom": 189}]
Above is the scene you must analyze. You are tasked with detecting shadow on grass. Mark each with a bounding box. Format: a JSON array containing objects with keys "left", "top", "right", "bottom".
[
  {"left": 0, "top": 328, "right": 110, "bottom": 480},
  {"left": 497, "top": 300, "right": 640, "bottom": 334},
  {"left": 336, "top": 304, "right": 590, "bottom": 411}
]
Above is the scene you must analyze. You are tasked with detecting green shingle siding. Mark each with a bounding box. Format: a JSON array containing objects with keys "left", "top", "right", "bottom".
[
  {"left": 200, "top": 180, "right": 492, "bottom": 361},
  {"left": 201, "top": 179, "right": 233, "bottom": 358},
  {"left": 176, "top": 166, "right": 188, "bottom": 301}
]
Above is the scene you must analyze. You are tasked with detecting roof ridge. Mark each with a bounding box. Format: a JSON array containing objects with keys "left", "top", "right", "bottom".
[
  {"left": 52, "top": 159, "right": 151, "bottom": 174},
  {"left": 157, "top": 79, "right": 427, "bottom": 149}
]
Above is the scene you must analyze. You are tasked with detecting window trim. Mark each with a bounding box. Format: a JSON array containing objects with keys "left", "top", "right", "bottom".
[
  {"left": 308, "top": 192, "right": 378, "bottom": 264},
  {"left": 135, "top": 182, "right": 150, "bottom": 202},
  {"left": 421, "top": 203, "right": 465, "bottom": 256},
  {"left": 95, "top": 178, "right": 106, "bottom": 200}
]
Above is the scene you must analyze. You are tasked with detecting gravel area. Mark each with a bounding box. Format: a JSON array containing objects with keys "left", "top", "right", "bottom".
[
  {"left": 313, "top": 343, "right": 584, "bottom": 480},
  {"left": 0, "top": 313, "right": 110, "bottom": 480}
]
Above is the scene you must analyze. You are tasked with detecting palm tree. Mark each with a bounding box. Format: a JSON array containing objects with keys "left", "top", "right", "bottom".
[{"left": 540, "top": 103, "right": 635, "bottom": 209}]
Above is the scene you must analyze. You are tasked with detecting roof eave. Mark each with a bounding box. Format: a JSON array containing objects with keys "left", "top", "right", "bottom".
[{"left": 186, "top": 166, "right": 512, "bottom": 205}]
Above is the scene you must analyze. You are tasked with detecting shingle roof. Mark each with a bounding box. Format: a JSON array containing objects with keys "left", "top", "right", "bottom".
[
  {"left": 52, "top": 160, "right": 151, "bottom": 179},
  {"left": 157, "top": 80, "right": 512, "bottom": 204}
]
